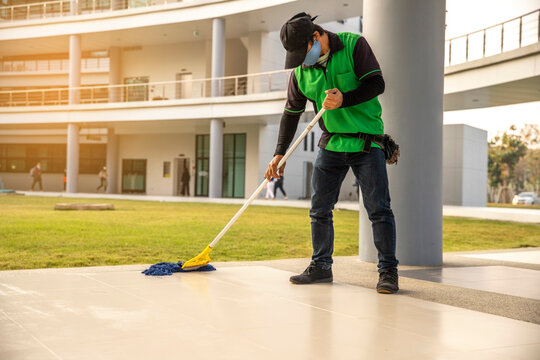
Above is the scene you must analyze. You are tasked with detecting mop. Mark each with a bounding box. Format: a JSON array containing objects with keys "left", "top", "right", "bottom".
[
  {"left": 142, "top": 261, "right": 215, "bottom": 276},
  {"left": 180, "top": 108, "right": 326, "bottom": 272},
  {"left": 142, "top": 108, "right": 325, "bottom": 275}
]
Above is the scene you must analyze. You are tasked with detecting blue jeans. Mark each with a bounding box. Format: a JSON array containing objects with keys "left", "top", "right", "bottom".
[{"left": 310, "top": 148, "right": 398, "bottom": 273}]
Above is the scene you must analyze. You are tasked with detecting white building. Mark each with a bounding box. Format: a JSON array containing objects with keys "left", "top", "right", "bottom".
[{"left": 0, "top": 0, "right": 363, "bottom": 200}]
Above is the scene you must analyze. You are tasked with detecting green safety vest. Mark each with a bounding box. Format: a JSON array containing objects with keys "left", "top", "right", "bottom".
[{"left": 294, "top": 32, "right": 384, "bottom": 152}]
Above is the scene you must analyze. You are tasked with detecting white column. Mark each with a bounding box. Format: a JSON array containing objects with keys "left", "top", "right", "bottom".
[
  {"left": 68, "top": 34, "right": 81, "bottom": 105},
  {"left": 361, "top": 0, "right": 445, "bottom": 266},
  {"left": 69, "top": 0, "right": 78, "bottom": 15},
  {"left": 108, "top": 46, "right": 122, "bottom": 103},
  {"left": 209, "top": 17, "right": 225, "bottom": 198},
  {"left": 106, "top": 128, "right": 118, "bottom": 194},
  {"left": 66, "top": 124, "right": 79, "bottom": 193}
]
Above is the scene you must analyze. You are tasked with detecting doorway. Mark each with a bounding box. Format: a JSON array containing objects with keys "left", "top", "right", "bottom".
[
  {"left": 174, "top": 158, "right": 190, "bottom": 196},
  {"left": 176, "top": 72, "right": 193, "bottom": 99}
]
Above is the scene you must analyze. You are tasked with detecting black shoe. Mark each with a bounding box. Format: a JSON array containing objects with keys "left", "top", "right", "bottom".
[
  {"left": 376, "top": 270, "right": 399, "bottom": 294},
  {"left": 290, "top": 263, "right": 333, "bottom": 284}
]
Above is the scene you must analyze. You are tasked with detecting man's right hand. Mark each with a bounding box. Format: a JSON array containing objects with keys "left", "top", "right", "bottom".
[{"left": 265, "top": 155, "right": 285, "bottom": 181}]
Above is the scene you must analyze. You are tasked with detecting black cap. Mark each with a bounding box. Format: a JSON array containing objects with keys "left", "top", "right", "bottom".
[{"left": 280, "top": 12, "right": 318, "bottom": 69}]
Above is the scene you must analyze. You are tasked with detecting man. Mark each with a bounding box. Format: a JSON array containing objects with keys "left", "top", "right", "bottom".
[
  {"left": 181, "top": 165, "right": 190, "bottom": 196},
  {"left": 265, "top": 13, "right": 399, "bottom": 294},
  {"left": 30, "top": 162, "right": 42, "bottom": 191},
  {"left": 97, "top": 166, "right": 108, "bottom": 192}
]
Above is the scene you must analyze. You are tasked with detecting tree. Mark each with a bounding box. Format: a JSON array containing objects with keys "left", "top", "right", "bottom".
[{"left": 488, "top": 125, "right": 528, "bottom": 203}]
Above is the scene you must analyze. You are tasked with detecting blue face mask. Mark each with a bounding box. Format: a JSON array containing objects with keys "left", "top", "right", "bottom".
[{"left": 303, "top": 40, "right": 321, "bottom": 66}]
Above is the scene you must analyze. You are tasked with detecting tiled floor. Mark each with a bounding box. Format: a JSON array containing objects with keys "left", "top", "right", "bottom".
[
  {"left": 1, "top": 265, "right": 539, "bottom": 360},
  {"left": 400, "top": 266, "right": 540, "bottom": 300},
  {"left": 460, "top": 250, "right": 540, "bottom": 265}
]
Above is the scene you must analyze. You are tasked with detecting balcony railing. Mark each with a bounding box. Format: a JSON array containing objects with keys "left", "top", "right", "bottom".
[
  {"left": 0, "top": 69, "right": 291, "bottom": 107},
  {"left": 0, "top": 58, "right": 110, "bottom": 73},
  {"left": 0, "top": 0, "right": 200, "bottom": 21},
  {"left": 445, "top": 9, "right": 539, "bottom": 66}
]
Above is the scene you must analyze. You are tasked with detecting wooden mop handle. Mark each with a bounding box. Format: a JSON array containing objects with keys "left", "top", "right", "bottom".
[{"left": 208, "top": 108, "right": 326, "bottom": 248}]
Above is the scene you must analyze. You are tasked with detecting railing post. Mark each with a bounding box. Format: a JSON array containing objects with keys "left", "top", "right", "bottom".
[
  {"left": 93, "top": 0, "right": 96, "bottom": 13},
  {"left": 9, "top": 92, "right": 12, "bottom": 107},
  {"left": 43, "top": 3, "right": 46, "bottom": 17},
  {"left": 448, "top": 40, "right": 452, "bottom": 66},
  {"left": 26, "top": 4, "right": 29, "bottom": 20},
  {"left": 234, "top": 77, "right": 238, "bottom": 95},
  {"left": 465, "top": 34, "right": 469, "bottom": 62},
  {"left": 482, "top": 29, "right": 486, "bottom": 57},
  {"left": 61, "top": 0, "right": 63, "bottom": 16},
  {"left": 519, "top": 15, "right": 522, "bottom": 48},
  {"left": 41, "top": 90, "right": 44, "bottom": 105},
  {"left": 501, "top": 22, "right": 504, "bottom": 53}
]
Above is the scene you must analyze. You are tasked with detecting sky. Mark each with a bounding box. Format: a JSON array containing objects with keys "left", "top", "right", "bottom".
[{"left": 443, "top": 0, "right": 540, "bottom": 141}]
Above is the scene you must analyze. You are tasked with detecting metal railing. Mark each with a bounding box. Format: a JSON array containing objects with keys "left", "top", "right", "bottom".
[
  {"left": 445, "top": 9, "right": 539, "bottom": 66},
  {"left": 0, "top": 69, "right": 291, "bottom": 107},
  {"left": 0, "top": 0, "right": 197, "bottom": 21},
  {"left": 0, "top": 58, "right": 110, "bottom": 73}
]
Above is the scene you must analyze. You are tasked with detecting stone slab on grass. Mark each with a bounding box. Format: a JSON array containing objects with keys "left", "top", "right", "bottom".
[{"left": 54, "top": 203, "right": 115, "bottom": 210}]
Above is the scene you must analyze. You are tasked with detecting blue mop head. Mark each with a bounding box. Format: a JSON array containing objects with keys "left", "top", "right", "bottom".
[{"left": 142, "top": 261, "right": 216, "bottom": 276}]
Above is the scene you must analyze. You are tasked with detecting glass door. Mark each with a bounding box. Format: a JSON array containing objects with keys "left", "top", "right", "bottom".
[
  {"left": 222, "top": 134, "right": 246, "bottom": 198},
  {"left": 195, "top": 135, "right": 209, "bottom": 196},
  {"left": 122, "top": 159, "right": 146, "bottom": 193}
]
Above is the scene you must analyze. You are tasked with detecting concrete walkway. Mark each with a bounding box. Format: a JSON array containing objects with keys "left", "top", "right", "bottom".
[
  {"left": 15, "top": 191, "right": 540, "bottom": 223},
  {"left": 1, "top": 249, "right": 539, "bottom": 360}
]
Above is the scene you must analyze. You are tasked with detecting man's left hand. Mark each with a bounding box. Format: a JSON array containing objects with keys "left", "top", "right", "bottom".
[{"left": 323, "top": 88, "right": 343, "bottom": 110}]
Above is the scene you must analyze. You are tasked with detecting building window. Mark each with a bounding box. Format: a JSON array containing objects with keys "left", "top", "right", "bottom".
[
  {"left": 122, "top": 159, "right": 146, "bottom": 193},
  {"left": 222, "top": 133, "right": 246, "bottom": 198},
  {"left": 124, "top": 76, "right": 149, "bottom": 102},
  {"left": 0, "top": 144, "right": 66, "bottom": 173},
  {"left": 79, "top": 144, "right": 107, "bottom": 174},
  {"left": 195, "top": 135, "right": 209, "bottom": 197}
]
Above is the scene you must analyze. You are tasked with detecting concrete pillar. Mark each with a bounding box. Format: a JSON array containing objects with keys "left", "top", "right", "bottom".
[
  {"left": 209, "top": 17, "right": 225, "bottom": 198},
  {"left": 69, "top": 0, "right": 78, "bottom": 15},
  {"left": 68, "top": 34, "right": 81, "bottom": 105},
  {"left": 108, "top": 46, "right": 122, "bottom": 103},
  {"left": 247, "top": 32, "right": 262, "bottom": 94},
  {"left": 106, "top": 128, "right": 118, "bottom": 194},
  {"left": 211, "top": 18, "right": 225, "bottom": 97},
  {"left": 361, "top": 0, "right": 445, "bottom": 266},
  {"left": 66, "top": 124, "right": 79, "bottom": 193}
]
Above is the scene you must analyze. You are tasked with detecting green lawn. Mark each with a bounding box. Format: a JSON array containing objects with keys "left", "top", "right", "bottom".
[{"left": 0, "top": 196, "right": 538, "bottom": 270}]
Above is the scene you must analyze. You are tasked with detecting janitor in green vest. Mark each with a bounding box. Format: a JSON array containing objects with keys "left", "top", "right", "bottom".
[{"left": 265, "top": 13, "right": 399, "bottom": 293}]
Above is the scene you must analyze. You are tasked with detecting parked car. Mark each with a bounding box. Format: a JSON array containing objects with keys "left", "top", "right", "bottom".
[{"left": 512, "top": 192, "right": 539, "bottom": 205}]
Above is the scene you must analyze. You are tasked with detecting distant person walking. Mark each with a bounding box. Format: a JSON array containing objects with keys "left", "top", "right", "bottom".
[
  {"left": 96, "top": 166, "right": 108, "bottom": 192},
  {"left": 181, "top": 166, "right": 190, "bottom": 196},
  {"left": 30, "top": 162, "right": 42, "bottom": 191},
  {"left": 63, "top": 169, "right": 67, "bottom": 191},
  {"left": 264, "top": 177, "right": 276, "bottom": 200},
  {"left": 274, "top": 175, "right": 288, "bottom": 200}
]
